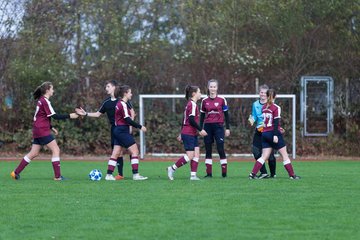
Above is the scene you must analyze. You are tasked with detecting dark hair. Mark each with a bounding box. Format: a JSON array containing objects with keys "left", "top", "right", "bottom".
[
  {"left": 185, "top": 85, "right": 199, "bottom": 100},
  {"left": 105, "top": 79, "right": 118, "bottom": 87},
  {"left": 207, "top": 79, "right": 218, "bottom": 96},
  {"left": 33, "top": 82, "right": 53, "bottom": 100},
  {"left": 266, "top": 89, "right": 276, "bottom": 106},
  {"left": 115, "top": 85, "right": 131, "bottom": 98}
]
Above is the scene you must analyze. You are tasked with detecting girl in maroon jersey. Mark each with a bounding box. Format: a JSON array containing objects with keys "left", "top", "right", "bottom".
[
  {"left": 249, "top": 89, "right": 300, "bottom": 180},
  {"left": 167, "top": 85, "right": 207, "bottom": 180},
  {"left": 11, "top": 82, "right": 78, "bottom": 181},
  {"left": 104, "top": 85, "right": 148, "bottom": 181},
  {"left": 199, "top": 79, "right": 230, "bottom": 178}
]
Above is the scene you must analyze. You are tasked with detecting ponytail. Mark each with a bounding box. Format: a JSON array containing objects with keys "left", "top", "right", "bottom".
[
  {"left": 185, "top": 85, "right": 199, "bottom": 100},
  {"left": 266, "top": 89, "right": 276, "bottom": 106},
  {"left": 33, "top": 82, "right": 52, "bottom": 100}
]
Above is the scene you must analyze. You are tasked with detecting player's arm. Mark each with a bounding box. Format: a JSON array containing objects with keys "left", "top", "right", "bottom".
[
  {"left": 273, "top": 118, "right": 280, "bottom": 136},
  {"left": 189, "top": 115, "right": 207, "bottom": 136},
  {"left": 189, "top": 115, "right": 202, "bottom": 131},
  {"left": 199, "top": 112, "right": 205, "bottom": 129},
  {"left": 75, "top": 107, "right": 102, "bottom": 118},
  {"left": 124, "top": 117, "right": 146, "bottom": 132},
  {"left": 51, "top": 113, "right": 78, "bottom": 120},
  {"left": 224, "top": 110, "right": 230, "bottom": 130}
]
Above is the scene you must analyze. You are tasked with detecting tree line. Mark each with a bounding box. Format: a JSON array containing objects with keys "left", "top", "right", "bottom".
[{"left": 0, "top": 0, "right": 359, "bottom": 155}]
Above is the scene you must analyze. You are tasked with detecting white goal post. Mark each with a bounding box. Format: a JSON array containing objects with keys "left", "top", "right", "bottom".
[{"left": 139, "top": 94, "right": 296, "bottom": 159}]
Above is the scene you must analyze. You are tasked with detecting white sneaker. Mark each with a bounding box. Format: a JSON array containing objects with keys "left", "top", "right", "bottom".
[
  {"left": 167, "top": 166, "right": 174, "bottom": 180},
  {"left": 133, "top": 174, "right": 148, "bottom": 180},
  {"left": 105, "top": 174, "right": 116, "bottom": 181},
  {"left": 190, "top": 176, "right": 200, "bottom": 181}
]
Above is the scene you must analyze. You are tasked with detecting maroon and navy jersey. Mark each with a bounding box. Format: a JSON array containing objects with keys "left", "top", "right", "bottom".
[
  {"left": 262, "top": 103, "right": 281, "bottom": 132},
  {"left": 200, "top": 96, "right": 228, "bottom": 124},
  {"left": 181, "top": 100, "right": 199, "bottom": 136},
  {"left": 115, "top": 100, "right": 131, "bottom": 126},
  {"left": 32, "top": 96, "right": 56, "bottom": 138}
]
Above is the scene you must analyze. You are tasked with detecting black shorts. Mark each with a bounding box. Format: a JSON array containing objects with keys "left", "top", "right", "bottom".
[
  {"left": 252, "top": 130, "right": 263, "bottom": 148},
  {"left": 203, "top": 123, "right": 225, "bottom": 144},
  {"left": 181, "top": 134, "right": 199, "bottom": 151},
  {"left": 113, "top": 125, "right": 136, "bottom": 148},
  {"left": 32, "top": 135, "right": 55, "bottom": 145},
  {"left": 262, "top": 131, "right": 285, "bottom": 150}
]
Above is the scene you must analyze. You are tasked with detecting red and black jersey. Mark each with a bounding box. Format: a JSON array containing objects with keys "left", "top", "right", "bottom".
[
  {"left": 200, "top": 96, "right": 228, "bottom": 124},
  {"left": 115, "top": 100, "right": 132, "bottom": 126},
  {"left": 262, "top": 103, "right": 281, "bottom": 133},
  {"left": 181, "top": 100, "right": 200, "bottom": 136},
  {"left": 32, "top": 96, "right": 56, "bottom": 138}
]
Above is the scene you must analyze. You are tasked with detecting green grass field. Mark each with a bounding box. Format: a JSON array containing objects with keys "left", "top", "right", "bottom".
[{"left": 1, "top": 160, "right": 359, "bottom": 240}]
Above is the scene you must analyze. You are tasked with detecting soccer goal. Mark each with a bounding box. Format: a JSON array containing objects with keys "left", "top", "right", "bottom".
[{"left": 139, "top": 94, "right": 296, "bottom": 159}]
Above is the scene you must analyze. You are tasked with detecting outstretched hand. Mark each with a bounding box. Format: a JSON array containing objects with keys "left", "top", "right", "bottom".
[
  {"left": 70, "top": 113, "right": 79, "bottom": 119},
  {"left": 75, "top": 107, "right": 86, "bottom": 116}
]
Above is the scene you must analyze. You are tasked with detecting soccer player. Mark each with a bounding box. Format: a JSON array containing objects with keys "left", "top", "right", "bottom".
[
  {"left": 248, "top": 84, "right": 277, "bottom": 178},
  {"left": 104, "top": 85, "right": 148, "bottom": 181},
  {"left": 11, "top": 82, "right": 78, "bottom": 180},
  {"left": 76, "top": 80, "right": 134, "bottom": 180},
  {"left": 249, "top": 89, "right": 300, "bottom": 180},
  {"left": 167, "top": 85, "right": 207, "bottom": 180},
  {"left": 199, "top": 79, "right": 230, "bottom": 178}
]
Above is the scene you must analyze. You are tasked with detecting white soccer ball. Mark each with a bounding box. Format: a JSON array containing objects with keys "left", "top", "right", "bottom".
[{"left": 89, "top": 169, "right": 102, "bottom": 181}]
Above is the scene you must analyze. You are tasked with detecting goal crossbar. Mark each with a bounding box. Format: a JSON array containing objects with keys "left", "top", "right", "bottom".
[{"left": 139, "top": 94, "right": 296, "bottom": 159}]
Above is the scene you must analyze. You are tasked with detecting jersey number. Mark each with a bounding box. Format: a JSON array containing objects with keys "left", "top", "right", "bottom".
[{"left": 263, "top": 113, "right": 273, "bottom": 127}]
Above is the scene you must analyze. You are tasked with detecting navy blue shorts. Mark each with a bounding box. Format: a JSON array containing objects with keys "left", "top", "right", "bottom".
[
  {"left": 181, "top": 134, "right": 199, "bottom": 151},
  {"left": 203, "top": 123, "right": 225, "bottom": 144},
  {"left": 32, "top": 135, "right": 55, "bottom": 145},
  {"left": 262, "top": 131, "right": 285, "bottom": 150},
  {"left": 113, "top": 125, "right": 136, "bottom": 148}
]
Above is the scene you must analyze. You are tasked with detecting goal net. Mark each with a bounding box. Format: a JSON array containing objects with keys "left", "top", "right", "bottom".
[{"left": 138, "top": 94, "right": 296, "bottom": 159}]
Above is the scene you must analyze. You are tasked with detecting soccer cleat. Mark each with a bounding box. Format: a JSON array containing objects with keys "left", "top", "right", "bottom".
[
  {"left": 270, "top": 174, "right": 277, "bottom": 178},
  {"left": 105, "top": 174, "right": 116, "bottom": 181},
  {"left": 115, "top": 175, "right": 124, "bottom": 180},
  {"left": 10, "top": 171, "right": 20, "bottom": 180},
  {"left": 54, "top": 176, "right": 68, "bottom": 181},
  {"left": 290, "top": 175, "right": 301, "bottom": 180},
  {"left": 249, "top": 173, "right": 258, "bottom": 179},
  {"left": 258, "top": 173, "right": 269, "bottom": 179},
  {"left": 133, "top": 174, "right": 148, "bottom": 180},
  {"left": 190, "top": 176, "right": 201, "bottom": 181},
  {"left": 204, "top": 173, "right": 212, "bottom": 178},
  {"left": 167, "top": 166, "right": 175, "bottom": 180},
  {"left": 222, "top": 173, "right": 227, "bottom": 178}
]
